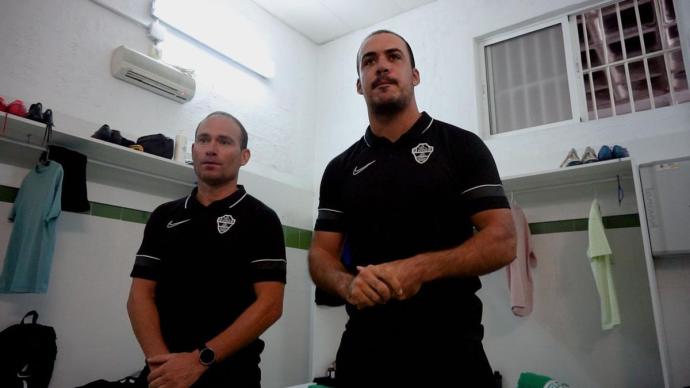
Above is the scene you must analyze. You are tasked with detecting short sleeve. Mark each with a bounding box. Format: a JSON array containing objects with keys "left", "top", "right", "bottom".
[
  {"left": 249, "top": 208, "right": 287, "bottom": 283},
  {"left": 314, "top": 158, "right": 346, "bottom": 232},
  {"left": 130, "top": 208, "right": 166, "bottom": 281},
  {"left": 455, "top": 132, "right": 509, "bottom": 215}
]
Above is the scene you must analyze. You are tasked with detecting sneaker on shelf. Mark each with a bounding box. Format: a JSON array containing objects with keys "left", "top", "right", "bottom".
[
  {"left": 110, "top": 129, "right": 135, "bottom": 147},
  {"left": 581, "top": 146, "right": 598, "bottom": 164},
  {"left": 0, "top": 97, "right": 6, "bottom": 112},
  {"left": 27, "top": 102, "right": 43, "bottom": 122},
  {"left": 6, "top": 99, "right": 28, "bottom": 117},
  {"left": 597, "top": 145, "right": 612, "bottom": 161},
  {"left": 92, "top": 124, "right": 112, "bottom": 141},
  {"left": 42, "top": 109, "right": 53, "bottom": 126},
  {"left": 612, "top": 145, "right": 629, "bottom": 158},
  {"left": 560, "top": 148, "right": 582, "bottom": 168}
]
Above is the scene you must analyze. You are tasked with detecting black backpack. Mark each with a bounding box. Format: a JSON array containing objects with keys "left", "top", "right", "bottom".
[{"left": 0, "top": 311, "right": 57, "bottom": 388}]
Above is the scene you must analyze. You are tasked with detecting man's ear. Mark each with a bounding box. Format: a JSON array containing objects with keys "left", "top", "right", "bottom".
[
  {"left": 356, "top": 78, "right": 363, "bottom": 95},
  {"left": 412, "top": 68, "right": 420, "bottom": 86},
  {"left": 240, "top": 148, "right": 251, "bottom": 166}
]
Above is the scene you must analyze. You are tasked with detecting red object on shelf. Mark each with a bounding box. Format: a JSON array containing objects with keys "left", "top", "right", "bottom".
[{"left": 6, "top": 99, "right": 28, "bottom": 117}]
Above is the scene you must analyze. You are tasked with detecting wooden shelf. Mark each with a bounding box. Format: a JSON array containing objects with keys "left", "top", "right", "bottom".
[
  {"left": 0, "top": 112, "right": 196, "bottom": 188},
  {"left": 502, "top": 157, "right": 633, "bottom": 192}
]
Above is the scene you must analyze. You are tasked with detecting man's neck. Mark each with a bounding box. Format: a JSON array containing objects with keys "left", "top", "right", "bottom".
[
  {"left": 196, "top": 181, "right": 238, "bottom": 207},
  {"left": 368, "top": 104, "right": 421, "bottom": 143}
]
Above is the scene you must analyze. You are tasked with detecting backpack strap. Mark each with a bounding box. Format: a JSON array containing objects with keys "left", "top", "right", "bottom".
[{"left": 21, "top": 310, "right": 39, "bottom": 324}]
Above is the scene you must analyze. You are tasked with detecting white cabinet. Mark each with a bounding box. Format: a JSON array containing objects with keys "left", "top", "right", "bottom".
[{"left": 640, "top": 156, "right": 690, "bottom": 257}]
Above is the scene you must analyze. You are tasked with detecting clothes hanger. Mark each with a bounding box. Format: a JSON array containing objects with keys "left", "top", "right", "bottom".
[
  {"left": 38, "top": 118, "right": 53, "bottom": 166},
  {"left": 616, "top": 174, "right": 624, "bottom": 207}
]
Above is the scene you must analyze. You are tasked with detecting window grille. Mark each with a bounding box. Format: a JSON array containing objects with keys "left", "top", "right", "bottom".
[{"left": 575, "top": 0, "right": 689, "bottom": 119}]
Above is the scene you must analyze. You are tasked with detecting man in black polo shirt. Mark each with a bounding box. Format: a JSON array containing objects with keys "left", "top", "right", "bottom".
[
  {"left": 309, "top": 30, "right": 516, "bottom": 386},
  {"left": 127, "top": 112, "right": 286, "bottom": 388}
]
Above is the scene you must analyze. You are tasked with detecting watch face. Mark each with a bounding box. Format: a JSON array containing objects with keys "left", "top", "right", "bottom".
[{"left": 199, "top": 347, "right": 215, "bottom": 365}]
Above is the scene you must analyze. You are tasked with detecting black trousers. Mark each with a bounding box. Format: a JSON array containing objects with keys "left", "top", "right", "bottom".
[
  {"left": 335, "top": 328, "right": 495, "bottom": 388},
  {"left": 136, "top": 358, "right": 261, "bottom": 388}
]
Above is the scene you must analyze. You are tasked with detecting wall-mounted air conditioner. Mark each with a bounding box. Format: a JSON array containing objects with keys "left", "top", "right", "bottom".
[{"left": 110, "top": 45, "right": 195, "bottom": 103}]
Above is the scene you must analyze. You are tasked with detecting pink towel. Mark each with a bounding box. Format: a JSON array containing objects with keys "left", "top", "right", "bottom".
[{"left": 507, "top": 205, "right": 537, "bottom": 316}]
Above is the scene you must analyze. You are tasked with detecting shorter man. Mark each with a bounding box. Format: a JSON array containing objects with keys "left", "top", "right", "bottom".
[{"left": 127, "top": 111, "right": 286, "bottom": 388}]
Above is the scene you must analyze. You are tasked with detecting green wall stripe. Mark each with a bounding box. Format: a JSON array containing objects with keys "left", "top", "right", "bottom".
[
  {"left": 0, "top": 184, "right": 313, "bottom": 250},
  {"left": 1, "top": 184, "right": 639, "bottom": 243},
  {"left": 90, "top": 202, "right": 122, "bottom": 220},
  {"left": 529, "top": 213, "right": 640, "bottom": 235},
  {"left": 283, "top": 226, "right": 300, "bottom": 248}
]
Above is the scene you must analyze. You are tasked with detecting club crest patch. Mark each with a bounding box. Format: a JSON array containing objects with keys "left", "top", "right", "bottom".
[
  {"left": 411, "top": 142, "right": 434, "bottom": 164},
  {"left": 217, "top": 214, "right": 236, "bottom": 234}
]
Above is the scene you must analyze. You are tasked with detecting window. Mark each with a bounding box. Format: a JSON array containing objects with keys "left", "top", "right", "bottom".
[
  {"left": 480, "top": 0, "right": 688, "bottom": 135},
  {"left": 484, "top": 23, "right": 576, "bottom": 134}
]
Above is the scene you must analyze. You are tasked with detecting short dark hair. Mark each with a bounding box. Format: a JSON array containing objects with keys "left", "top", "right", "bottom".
[
  {"left": 195, "top": 111, "right": 248, "bottom": 149},
  {"left": 356, "top": 30, "right": 416, "bottom": 76}
]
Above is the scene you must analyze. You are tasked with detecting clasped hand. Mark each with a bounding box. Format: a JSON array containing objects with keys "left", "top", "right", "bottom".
[
  {"left": 345, "top": 258, "right": 423, "bottom": 309},
  {"left": 146, "top": 351, "right": 206, "bottom": 388}
]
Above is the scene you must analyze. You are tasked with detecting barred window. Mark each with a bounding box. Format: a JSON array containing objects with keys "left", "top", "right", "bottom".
[
  {"left": 576, "top": 0, "right": 688, "bottom": 119},
  {"left": 480, "top": 0, "right": 688, "bottom": 136}
]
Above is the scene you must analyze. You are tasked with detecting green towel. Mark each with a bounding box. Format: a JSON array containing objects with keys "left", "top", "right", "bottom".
[
  {"left": 517, "top": 372, "right": 570, "bottom": 387},
  {"left": 587, "top": 199, "right": 621, "bottom": 330}
]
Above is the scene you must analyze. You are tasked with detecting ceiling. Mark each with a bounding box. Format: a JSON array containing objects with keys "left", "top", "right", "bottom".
[{"left": 250, "top": 0, "right": 436, "bottom": 45}]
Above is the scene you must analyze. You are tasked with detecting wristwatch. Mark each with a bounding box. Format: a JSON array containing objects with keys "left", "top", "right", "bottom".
[{"left": 198, "top": 346, "right": 216, "bottom": 367}]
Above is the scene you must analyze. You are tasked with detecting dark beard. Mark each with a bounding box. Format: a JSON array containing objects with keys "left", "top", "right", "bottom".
[{"left": 371, "top": 97, "right": 406, "bottom": 116}]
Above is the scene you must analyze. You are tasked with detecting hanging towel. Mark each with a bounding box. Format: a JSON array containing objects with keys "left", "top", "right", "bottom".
[
  {"left": 0, "top": 161, "right": 63, "bottom": 293},
  {"left": 507, "top": 204, "right": 537, "bottom": 316},
  {"left": 587, "top": 199, "right": 621, "bottom": 330}
]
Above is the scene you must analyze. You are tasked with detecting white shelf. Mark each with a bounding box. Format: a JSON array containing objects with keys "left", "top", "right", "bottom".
[
  {"left": 0, "top": 112, "right": 196, "bottom": 189},
  {"left": 501, "top": 157, "right": 633, "bottom": 192}
]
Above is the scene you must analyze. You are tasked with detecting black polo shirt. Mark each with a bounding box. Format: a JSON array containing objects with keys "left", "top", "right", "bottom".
[
  {"left": 315, "top": 112, "right": 508, "bottom": 336},
  {"left": 131, "top": 185, "right": 286, "bottom": 359}
]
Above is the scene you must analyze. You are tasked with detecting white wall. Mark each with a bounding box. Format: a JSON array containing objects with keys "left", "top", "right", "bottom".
[
  {"left": 312, "top": 0, "right": 690, "bottom": 385},
  {"left": 0, "top": 0, "right": 317, "bottom": 190}
]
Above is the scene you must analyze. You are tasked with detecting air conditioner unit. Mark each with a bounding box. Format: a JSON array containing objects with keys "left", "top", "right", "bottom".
[{"left": 111, "top": 45, "right": 195, "bottom": 103}]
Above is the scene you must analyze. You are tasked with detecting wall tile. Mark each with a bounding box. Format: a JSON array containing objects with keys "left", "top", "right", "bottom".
[
  {"left": 285, "top": 226, "right": 300, "bottom": 249},
  {"left": 90, "top": 202, "right": 122, "bottom": 220},
  {"left": 121, "top": 208, "right": 150, "bottom": 224},
  {"left": 299, "top": 229, "right": 313, "bottom": 250}
]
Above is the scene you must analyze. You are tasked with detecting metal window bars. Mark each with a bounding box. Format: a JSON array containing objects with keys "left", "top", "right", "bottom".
[{"left": 575, "top": 0, "right": 689, "bottom": 120}]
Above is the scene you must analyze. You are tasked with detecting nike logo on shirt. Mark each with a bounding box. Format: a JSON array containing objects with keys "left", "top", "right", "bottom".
[
  {"left": 167, "top": 219, "right": 191, "bottom": 228},
  {"left": 353, "top": 160, "right": 376, "bottom": 176}
]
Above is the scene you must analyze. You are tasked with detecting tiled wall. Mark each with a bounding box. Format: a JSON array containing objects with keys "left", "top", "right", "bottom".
[{"left": 0, "top": 184, "right": 313, "bottom": 250}]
